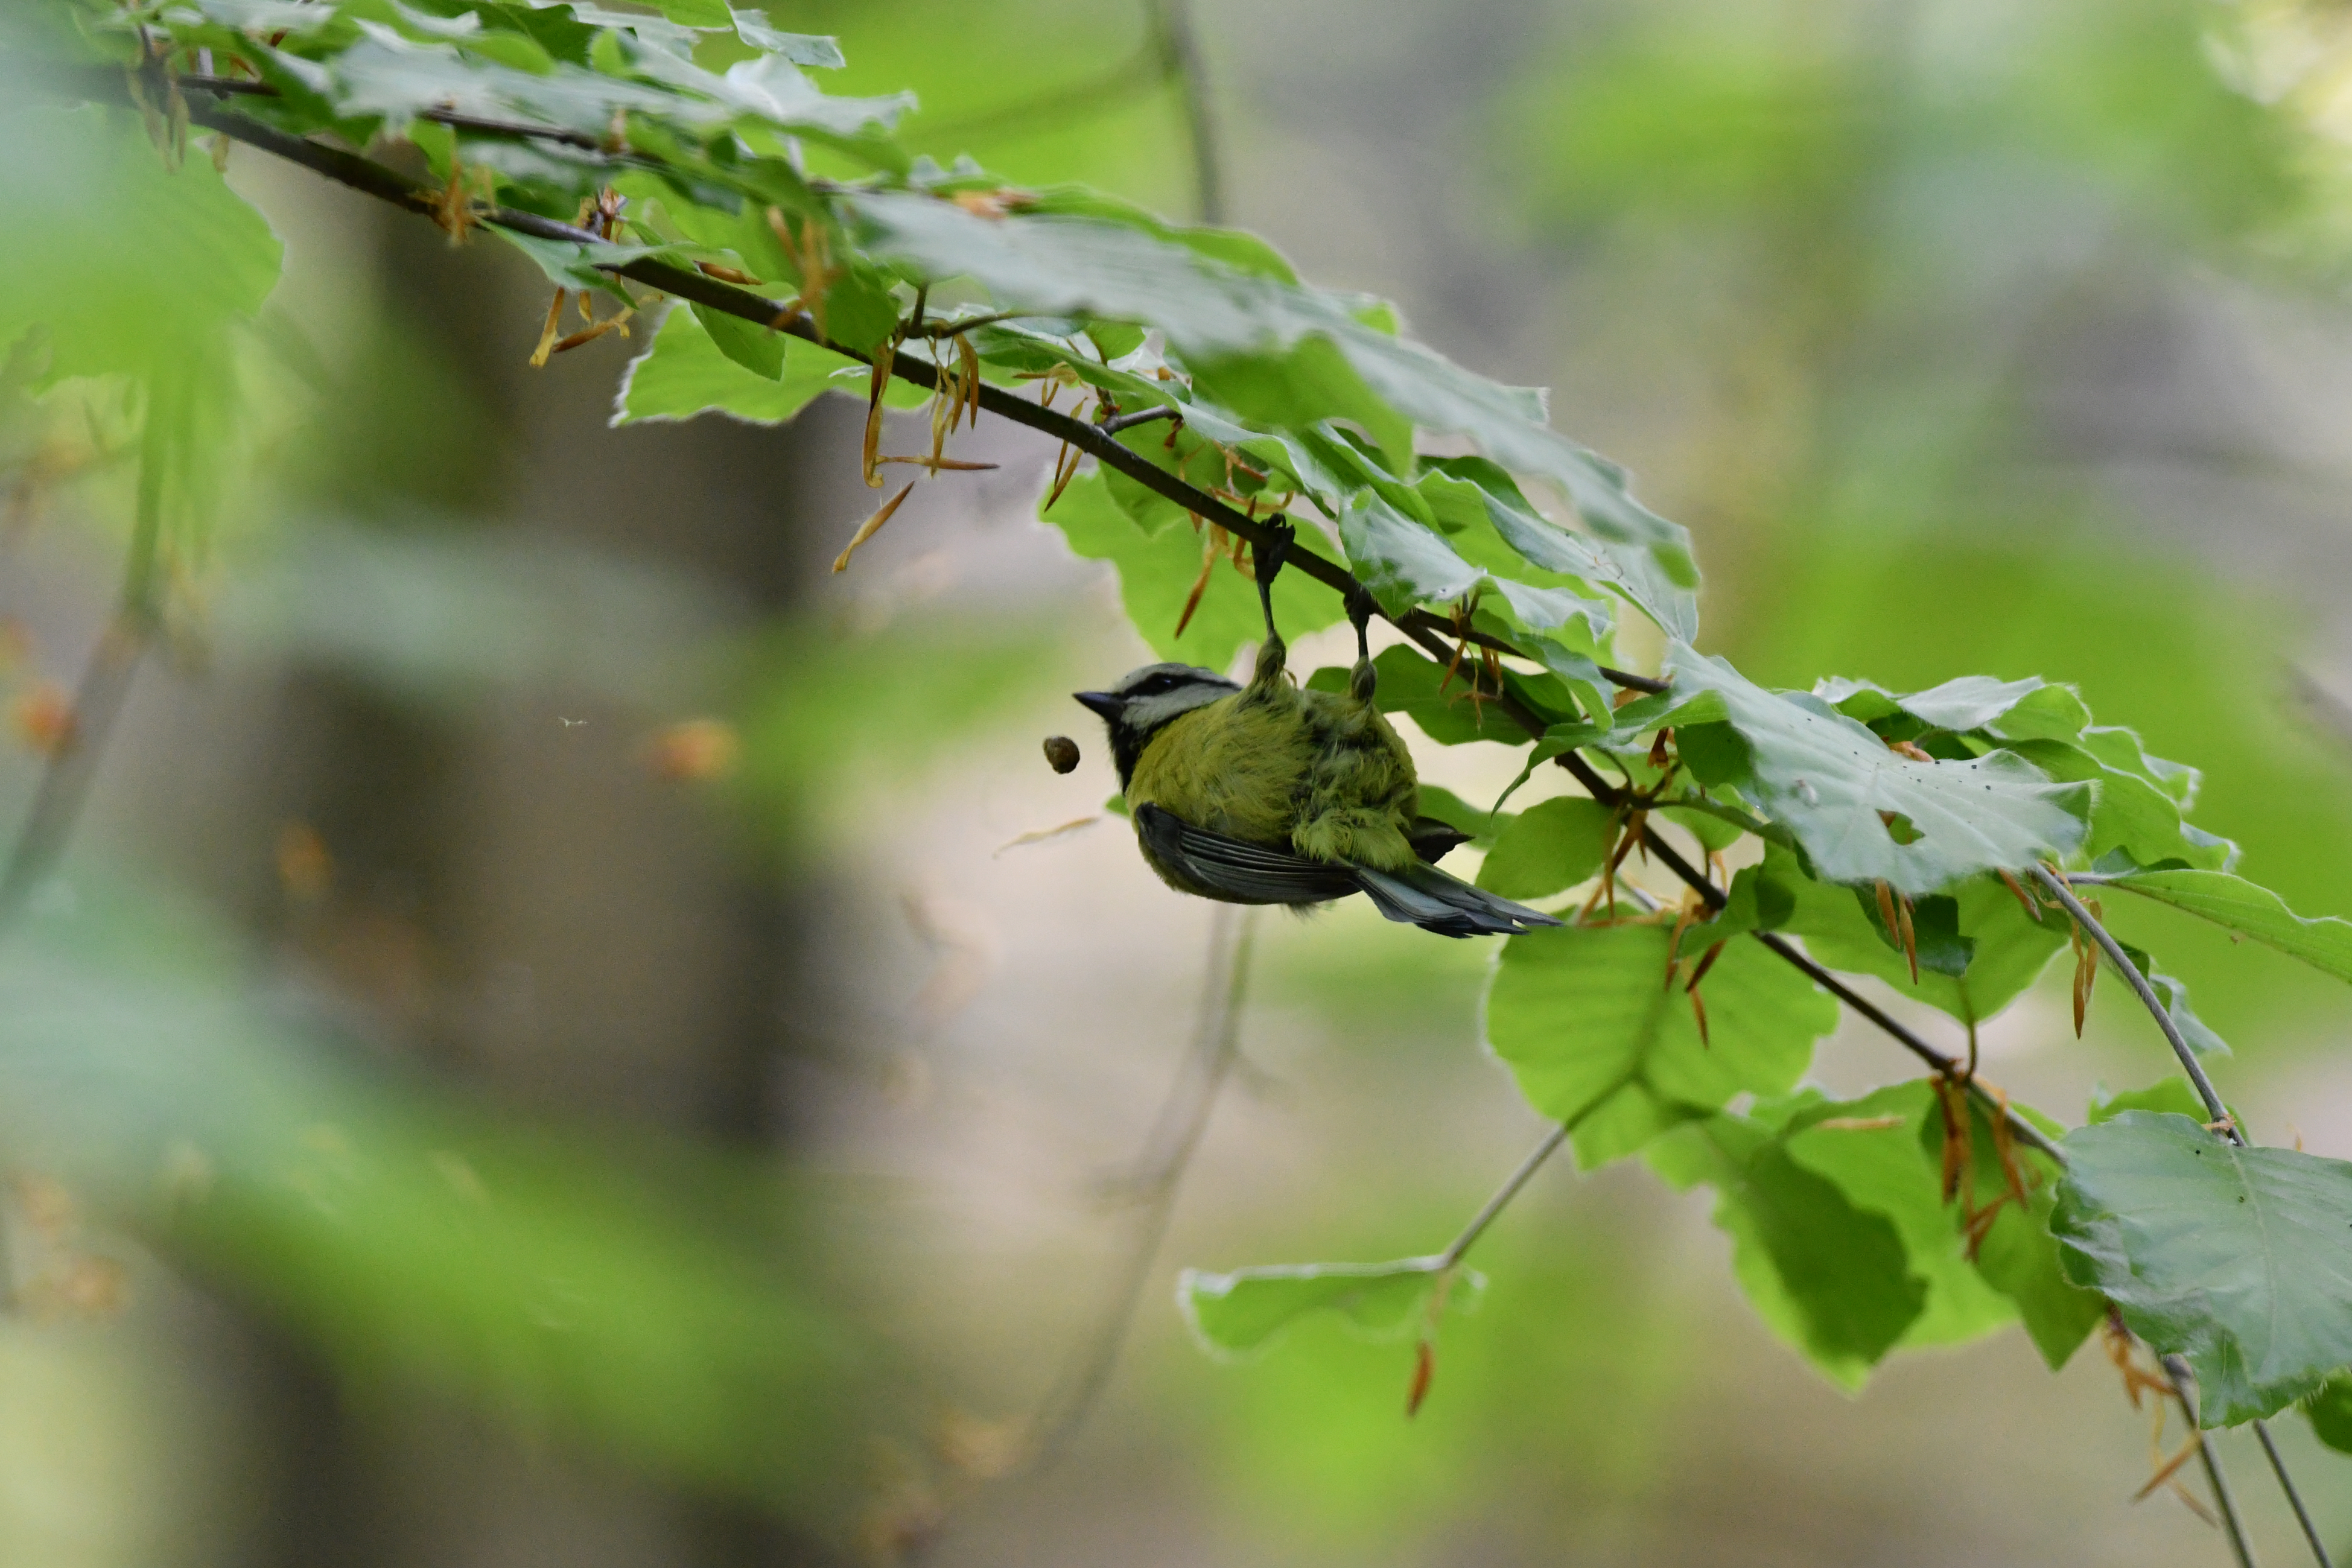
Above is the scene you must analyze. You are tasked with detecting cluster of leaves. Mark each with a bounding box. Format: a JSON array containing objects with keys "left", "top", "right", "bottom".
[{"left": 19, "top": 0, "right": 2352, "bottom": 1461}]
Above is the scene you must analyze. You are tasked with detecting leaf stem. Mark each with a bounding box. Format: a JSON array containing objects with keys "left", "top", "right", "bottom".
[
  {"left": 2028, "top": 866, "right": 2239, "bottom": 1141},
  {"left": 1438, "top": 1122, "right": 1570, "bottom": 1271}
]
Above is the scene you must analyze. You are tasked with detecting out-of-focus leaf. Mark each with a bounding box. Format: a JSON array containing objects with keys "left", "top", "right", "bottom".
[
  {"left": 0, "top": 879, "right": 885, "bottom": 1516},
  {"left": 2098, "top": 869, "right": 2352, "bottom": 984},
  {"left": 1475, "top": 797, "right": 1613, "bottom": 901},
  {"left": 1486, "top": 922, "right": 1836, "bottom": 1167},
  {"left": 2052, "top": 1112, "right": 2352, "bottom": 1426},
  {"left": 0, "top": 104, "right": 282, "bottom": 381},
  {"left": 729, "top": 13, "right": 844, "bottom": 67},
  {"left": 1665, "top": 645, "right": 2090, "bottom": 898},
  {"left": 1178, "top": 1259, "right": 1482, "bottom": 1358},
  {"left": 1816, "top": 673, "right": 2092, "bottom": 741}
]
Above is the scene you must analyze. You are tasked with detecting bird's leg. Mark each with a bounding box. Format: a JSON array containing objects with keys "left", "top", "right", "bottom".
[
  {"left": 1250, "top": 518, "right": 1295, "bottom": 690},
  {"left": 1347, "top": 585, "right": 1379, "bottom": 705}
]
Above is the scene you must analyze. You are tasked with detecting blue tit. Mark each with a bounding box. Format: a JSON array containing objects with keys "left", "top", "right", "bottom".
[{"left": 1075, "top": 523, "right": 1563, "bottom": 938}]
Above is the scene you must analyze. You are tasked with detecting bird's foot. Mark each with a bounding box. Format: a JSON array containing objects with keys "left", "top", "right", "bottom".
[{"left": 1253, "top": 517, "right": 1295, "bottom": 662}]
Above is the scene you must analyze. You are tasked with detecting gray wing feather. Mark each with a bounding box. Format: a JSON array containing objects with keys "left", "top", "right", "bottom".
[
  {"left": 1134, "top": 805, "right": 1563, "bottom": 936},
  {"left": 1355, "top": 863, "right": 1565, "bottom": 939},
  {"left": 1134, "top": 805, "right": 1361, "bottom": 905}
]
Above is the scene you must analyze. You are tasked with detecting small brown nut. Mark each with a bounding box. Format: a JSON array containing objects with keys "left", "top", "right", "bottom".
[{"left": 1043, "top": 735, "right": 1081, "bottom": 774}]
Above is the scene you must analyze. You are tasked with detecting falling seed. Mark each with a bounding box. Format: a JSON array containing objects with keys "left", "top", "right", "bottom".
[{"left": 1043, "top": 735, "right": 1081, "bottom": 773}]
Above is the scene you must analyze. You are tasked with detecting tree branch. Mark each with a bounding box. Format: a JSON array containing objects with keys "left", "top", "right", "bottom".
[
  {"left": 170, "top": 88, "right": 1668, "bottom": 696},
  {"left": 177, "top": 89, "right": 2067, "bottom": 1181},
  {"left": 2252, "top": 1418, "right": 2336, "bottom": 1568}
]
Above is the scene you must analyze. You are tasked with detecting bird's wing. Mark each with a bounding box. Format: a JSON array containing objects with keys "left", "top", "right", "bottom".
[
  {"left": 1355, "top": 863, "right": 1565, "bottom": 939},
  {"left": 1407, "top": 817, "right": 1472, "bottom": 865},
  {"left": 1134, "top": 805, "right": 1363, "bottom": 905}
]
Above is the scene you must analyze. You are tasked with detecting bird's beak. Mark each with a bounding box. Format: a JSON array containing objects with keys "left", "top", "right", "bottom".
[{"left": 1073, "top": 691, "right": 1122, "bottom": 721}]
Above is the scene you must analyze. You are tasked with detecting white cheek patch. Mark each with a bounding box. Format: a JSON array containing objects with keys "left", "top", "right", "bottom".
[{"left": 1124, "top": 687, "right": 1226, "bottom": 733}]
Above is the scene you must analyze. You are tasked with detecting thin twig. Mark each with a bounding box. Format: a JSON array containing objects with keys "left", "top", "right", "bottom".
[
  {"left": 1437, "top": 1122, "right": 1569, "bottom": 1269},
  {"left": 1021, "top": 903, "right": 1258, "bottom": 1471},
  {"left": 1099, "top": 404, "right": 1179, "bottom": 436},
  {"left": 2039, "top": 865, "right": 2339, "bottom": 1564},
  {"left": 0, "top": 375, "right": 173, "bottom": 930},
  {"left": 2164, "top": 1354, "right": 2261, "bottom": 1568},
  {"left": 2030, "top": 866, "right": 2239, "bottom": 1139},
  {"left": 2252, "top": 1418, "right": 2336, "bottom": 1568},
  {"left": 1144, "top": 0, "right": 1224, "bottom": 224}
]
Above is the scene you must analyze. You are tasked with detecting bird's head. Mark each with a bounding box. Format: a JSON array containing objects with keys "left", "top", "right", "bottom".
[{"left": 1073, "top": 663, "right": 1239, "bottom": 789}]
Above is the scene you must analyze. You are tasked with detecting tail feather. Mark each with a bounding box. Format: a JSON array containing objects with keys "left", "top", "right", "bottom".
[{"left": 1355, "top": 862, "right": 1563, "bottom": 938}]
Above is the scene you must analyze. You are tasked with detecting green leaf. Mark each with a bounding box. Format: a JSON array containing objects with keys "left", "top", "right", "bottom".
[
  {"left": 1476, "top": 798, "right": 1614, "bottom": 901},
  {"left": 2052, "top": 1112, "right": 2352, "bottom": 1426},
  {"left": 486, "top": 226, "right": 670, "bottom": 303},
  {"left": 1665, "top": 645, "right": 2090, "bottom": 898},
  {"left": 690, "top": 302, "right": 783, "bottom": 380},
  {"left": 1816, "top": 673, "right": 2091, "bottom": 741},
  {"left": 613, "top": 303, "right": 889, "bottom": 424},
  {"left": 2090, "top": 1078, "right": 2214, "bottom": 1124},
  {"left": 1178, "top": 1259, "right": 1482, "bottom": 1357},
  {"left": 729, "top": 13, "right": 845, "bottom": 67},
  {"left": 650, "top": 0, "right": 731, "bottom": 25},
  {"left": 0, "top": 105, "right": 282, "bottom": 381},
  {"left": 2110, "top": 944, "right": 2230, "bottom": 1058},
  {"left": 844, "top": 194, "right": 1700, "bottom": 638},
  {"left": 1646, "top": 1113, "right": 1924, "bottom": 1387},
  {"left": 2005, "top": 738, "right": 2231, "bottom": 873},
  {"left": 2303, "top": 1373, "right": 2352, "bottom": 1455},
  {"left": 2098, "top": 869, "right": 2352, "bottom": 984},
  {"left": 1413, "top": 785, "right": 1506, "bottom": 848},
  {"left": 1486, "top": 924, "right": 1836, "bottom": 1167},
  {"left": 1776, "top": 1085, "right": 2021, "bottom": 1353},
  {"left": 1305, "top": 646, "right": 1568, "bottom": 747},
  {"left": 1042, "top": 469, "right": 1340, "bottom": 671},
  {"left": 1766, "top": 849, "right": 2067, "bottom": 1023}
]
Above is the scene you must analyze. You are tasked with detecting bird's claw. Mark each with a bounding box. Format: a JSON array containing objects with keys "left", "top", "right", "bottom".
[{"left": 1253, "top": 518, "right": 1295, "bottom": 590}]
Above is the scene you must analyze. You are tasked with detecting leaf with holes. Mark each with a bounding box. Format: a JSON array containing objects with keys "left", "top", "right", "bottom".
[
  {"left": 2051, "top": 1112, "right": 2352, "bottom": 1426},
  {"left": 1664, "top": 646, "right": 2090, "bottom": 899}
]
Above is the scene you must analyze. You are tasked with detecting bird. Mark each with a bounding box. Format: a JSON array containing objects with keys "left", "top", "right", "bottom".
[{"left": 1073, "top": 521, "right": 1563, "bottom": 938}]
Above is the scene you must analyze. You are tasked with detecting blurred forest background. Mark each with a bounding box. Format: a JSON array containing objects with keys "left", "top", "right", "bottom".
[{"left": 8, "top": 0, "right": 2352, "bottom": 1563}]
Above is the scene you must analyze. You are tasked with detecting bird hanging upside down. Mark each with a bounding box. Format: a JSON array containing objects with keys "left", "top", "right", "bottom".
[{"left": 1074, "top": 521, "right": 1563, "bottom": 938}]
